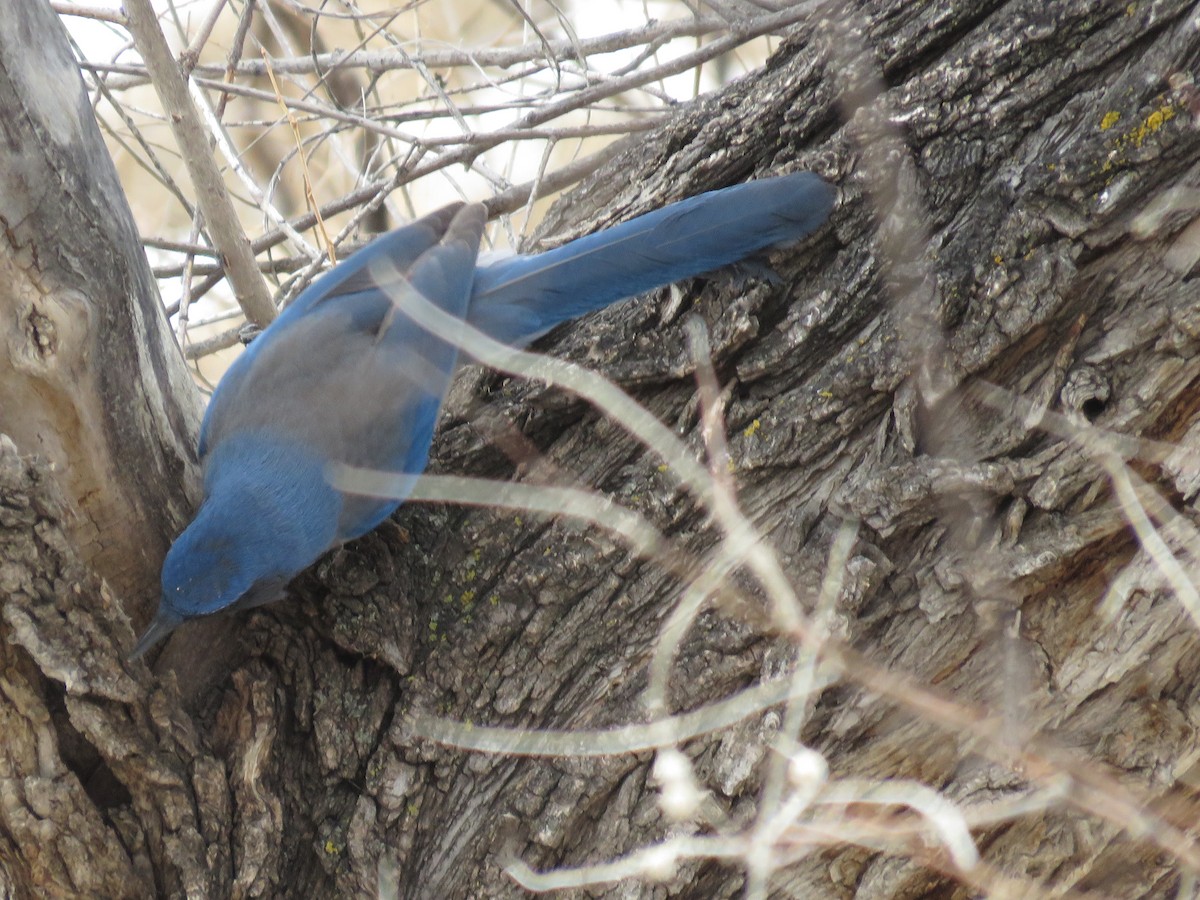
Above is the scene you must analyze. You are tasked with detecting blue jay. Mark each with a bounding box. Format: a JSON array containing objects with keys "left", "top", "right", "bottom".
[{"left": 135, "top": 172, "right": 835, "bottom": 655}]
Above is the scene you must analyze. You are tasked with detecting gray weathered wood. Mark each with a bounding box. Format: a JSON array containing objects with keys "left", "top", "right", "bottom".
[{"left": 0, "top": 0, "right": 200, "bottom": 611}]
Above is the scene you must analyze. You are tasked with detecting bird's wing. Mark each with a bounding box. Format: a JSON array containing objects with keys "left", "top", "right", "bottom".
[
  {"left": 199, "top": 202, "right": 470, "bottom": 457},
  {"left": 200, "top": 203, "right": 485, "bottom": 477}
]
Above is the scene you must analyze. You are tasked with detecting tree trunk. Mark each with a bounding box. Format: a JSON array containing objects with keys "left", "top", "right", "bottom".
[
  {"left": 4, "top": 0, "right": 1200, "bottom": 897},
  {"left": 0, "top": 2, "right": 200, "bottom": 611}
]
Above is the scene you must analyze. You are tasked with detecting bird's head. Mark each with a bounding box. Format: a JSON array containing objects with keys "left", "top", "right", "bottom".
[
  {"left": 131, "top": 431, "right": 346, "bottom": 658},
  {"left": 132, "top": 503, "right": 285, "bottom": 658}
]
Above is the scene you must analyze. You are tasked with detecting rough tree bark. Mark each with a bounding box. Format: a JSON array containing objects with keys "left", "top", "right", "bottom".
[{"left": 3, "top": 0, "right": 1200, "bottom": 897}]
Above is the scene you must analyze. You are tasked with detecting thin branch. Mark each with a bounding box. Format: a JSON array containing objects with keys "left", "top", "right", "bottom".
[
  {"left": 189, "top": 12, "right": 783, "bottom": 79},
  {"left": 50, "top": 1, "right": 127, "bottom": 25},
  {"left": 122, "top": 0, "right": 276, "bottom": 326}
]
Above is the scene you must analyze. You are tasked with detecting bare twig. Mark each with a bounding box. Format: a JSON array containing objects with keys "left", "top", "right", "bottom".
[
  {"left": 122, "top": 0, "right": 276, "bottom": 326},
  {"left": 50, "top": 1, "right": 126, "bottom": 25}
]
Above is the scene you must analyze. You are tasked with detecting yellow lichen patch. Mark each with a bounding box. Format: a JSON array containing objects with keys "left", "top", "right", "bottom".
[
  {"left": 1129, "top": 103, "right": 1176, "bottom": 147},
  {"left": 1101, "top": 100, "right": 1180, "bottom": 174},
  {"left": 743, "top": 418, "right": 761, "bottom": 438},
  {"left": 1100, "top": 111, "right": 1121, "bottom": 130}
]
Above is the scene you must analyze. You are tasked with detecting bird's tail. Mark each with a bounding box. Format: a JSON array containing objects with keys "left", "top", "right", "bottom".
[{"left": 466, "top": 171, "right": 835, "bottom": 347}]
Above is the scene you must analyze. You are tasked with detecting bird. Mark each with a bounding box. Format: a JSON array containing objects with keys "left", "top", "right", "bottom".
[{"left": 133, "top": 171, "right": 836, "bottom": 656}]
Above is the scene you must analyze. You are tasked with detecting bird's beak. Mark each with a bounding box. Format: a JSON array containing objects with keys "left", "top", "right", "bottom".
[{"left": 130, "top": 610, "right": 183, "bottom": 660}]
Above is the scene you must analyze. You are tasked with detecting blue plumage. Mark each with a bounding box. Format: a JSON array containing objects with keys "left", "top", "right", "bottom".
[
  {"left": 469, "top": 172, "right": 834, "bottom": 345},
  {"left": 134, "top": 172, "right": 835, "bottom": 655}
]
